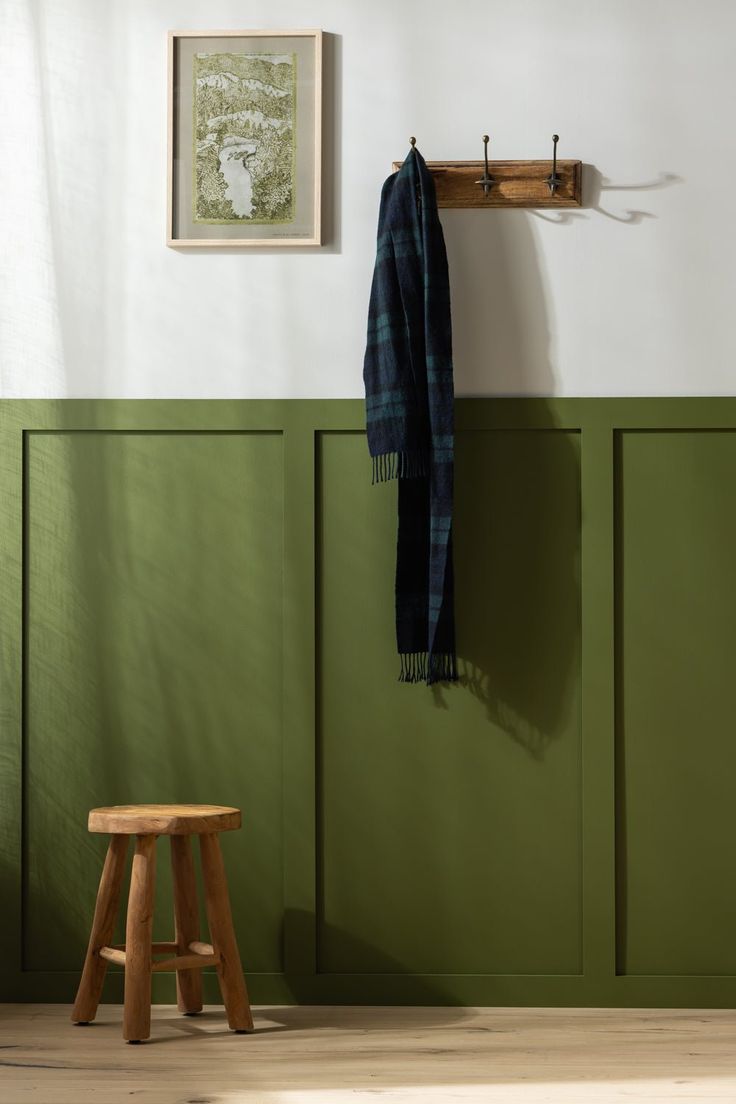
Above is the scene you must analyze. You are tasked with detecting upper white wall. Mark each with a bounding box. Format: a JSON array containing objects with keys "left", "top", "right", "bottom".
[{"left": 1, "top": 0, "right": 734, "bottom": 398}]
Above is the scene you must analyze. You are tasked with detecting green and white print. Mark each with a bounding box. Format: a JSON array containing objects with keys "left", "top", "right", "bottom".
[{"left": 193, "top": 52, "right": 295, "bottom": 224}]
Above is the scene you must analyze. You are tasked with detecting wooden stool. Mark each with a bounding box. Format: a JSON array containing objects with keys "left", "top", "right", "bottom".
[{"left": 71, "top": 804, "right": 253, "bottom": 1043}]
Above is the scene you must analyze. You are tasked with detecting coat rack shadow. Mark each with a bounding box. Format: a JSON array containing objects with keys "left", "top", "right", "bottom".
[
  {"left": 531, "top": 164, "right": 683, "bottom": 224},
  {"left": 433, "top": 210, "right": 580, "bottom": 761},
  {"left": 432, "top": 165, "right": 682, "bottom": 752}
]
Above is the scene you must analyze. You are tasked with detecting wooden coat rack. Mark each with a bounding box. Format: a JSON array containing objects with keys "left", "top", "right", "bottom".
[{"left": 393, "top": 135, "right": 582, "bottom": 209}]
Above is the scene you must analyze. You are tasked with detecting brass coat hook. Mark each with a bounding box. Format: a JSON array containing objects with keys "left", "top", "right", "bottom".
[
  {"left": 545, "top": 134, "right": 563, "bottom": 195},
  {"left": 475, "top": 135, "right": 494, "bottom": 196}
]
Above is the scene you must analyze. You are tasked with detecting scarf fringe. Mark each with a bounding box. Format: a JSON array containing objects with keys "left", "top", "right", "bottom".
[
  {"left": 399, "top": 651, "right": 458, "bottom": 685},
  {"left": 372, "top": 450, "right": 427, "bottom": 484}
]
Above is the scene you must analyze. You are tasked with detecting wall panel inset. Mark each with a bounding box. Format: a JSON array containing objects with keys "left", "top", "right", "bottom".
[
  {"left": 616, "top": 430, "right": 736, "bottom": 975},
  {"left": 318, "top": 428, "right": 583, "bottom": 977},
  {"left": 23, "top": 431, "right": 284, "bottom": 973}
]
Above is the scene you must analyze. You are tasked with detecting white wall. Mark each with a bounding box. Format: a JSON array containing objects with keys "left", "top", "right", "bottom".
[{"left": 1, "top": 0, "right": 734, "bottom": 398}]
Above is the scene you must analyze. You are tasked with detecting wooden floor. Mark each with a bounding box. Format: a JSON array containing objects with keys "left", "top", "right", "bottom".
[{"left": 2, "top": 1004, "right": 736, "bottom": 1102}]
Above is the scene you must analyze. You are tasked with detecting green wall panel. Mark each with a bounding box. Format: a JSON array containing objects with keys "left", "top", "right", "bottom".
[
  {"left": 318, "top": 429, "right": 582, "bottom": 976},
  {"left": 616, "top": 430, "right": 736, "bottom": 976},
  {"left": 23, "top": 431, "right": 284, "bottom": 974},
  {"left": 2, "top": 399, "right": 736, "bottom": 1007}
]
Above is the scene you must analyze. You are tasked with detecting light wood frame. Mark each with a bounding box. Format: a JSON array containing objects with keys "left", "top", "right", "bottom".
[{"left": 167, "top": 29, "right": 323, "bottom": 248}]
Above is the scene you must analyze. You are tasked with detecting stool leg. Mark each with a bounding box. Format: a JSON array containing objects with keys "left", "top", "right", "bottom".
[
  {"left": 123, "top": 834, "right": 156, "bottom": 1042},
  {"left": 199, "top": 832, "right": 253, "bottom": 1032},
  {"left": 72, "top": 834, "right": 129, "bottom": 1024},
  {"left": 170, "top": 835, "right": 203, "bottom": 1014}
]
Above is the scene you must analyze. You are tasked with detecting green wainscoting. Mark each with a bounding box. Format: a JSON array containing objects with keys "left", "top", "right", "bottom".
[
  {"left": 1, "top": 399, "right": 736, "bottom": 1007},
  {"left": 318, "top": 429, "right": 582, "bottom": 979},
  {"left": 615, "top": 430, "right": 736, "bottom": 979}
]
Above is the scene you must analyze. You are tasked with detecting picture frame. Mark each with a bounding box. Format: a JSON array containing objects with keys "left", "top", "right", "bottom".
[{"left": 167, "top": 29, "right": 322, "bottom": 248}]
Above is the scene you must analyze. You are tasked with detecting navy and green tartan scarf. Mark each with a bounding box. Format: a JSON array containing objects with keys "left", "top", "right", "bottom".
[{"left": 363, "top": 146, "right": 458, "bottom": 685}]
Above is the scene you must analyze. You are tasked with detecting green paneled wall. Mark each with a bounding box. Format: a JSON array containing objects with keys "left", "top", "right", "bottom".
[
  {"left": 1, "top": 399, "right": 736, "bottom": 1007},
  {"left": 319, "top": 430, "right": 582, "bottom": 977},
  {"left": 23, "top": 432, "right": 284, "bottom": 975},
  {"left": 616, "top": 429, "right": 736, "bottom": 978}
]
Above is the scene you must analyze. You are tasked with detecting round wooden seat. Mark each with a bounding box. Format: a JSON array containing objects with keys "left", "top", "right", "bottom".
[{"left": 87, "top": 804, "right": 241, "bottom": 836}]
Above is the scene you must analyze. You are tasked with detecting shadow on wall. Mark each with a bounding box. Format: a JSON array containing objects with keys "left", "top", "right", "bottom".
[
  {"left": 445, "top": 165, "right": 683, "bottom": 394},
  {"left": 529, "top": 165, "right": 683, "bottom": 227},
  {"left": 436, "top": 207, "right": 579, "bottom": 758},
  {"left": 430, "top": 170, "right": 680, "bottom": 756},
  {"left": 444, "top": 205, "right": 557, "bottom": 397},
  {"left": 585, "top": 166, "right": 682, "bottom": 224},
  {"left": 284, "top": 909, "right": 475, "bottom": 1012}
]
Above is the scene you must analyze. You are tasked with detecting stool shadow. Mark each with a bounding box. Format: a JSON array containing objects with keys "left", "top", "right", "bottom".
[
  {"left": 139, "top": 1015, "right": 291, "bottom": 1045},
  {"left": 77, "top": 1008, "right": 291, "bottom": 1046}
]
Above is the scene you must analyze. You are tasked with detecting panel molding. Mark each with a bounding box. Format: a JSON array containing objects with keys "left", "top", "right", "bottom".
[
  {"left": 316, "top": 424, "right": 584, "bottom": 978},
  {"left": 2, "top": 399, "right": 736, "bottom": 1006},
  {"left": 5, "top": 419, "right": 288, "bottom": 995},
  {"left": 613, "top": 426, "right": 736, "bottom": 980}
]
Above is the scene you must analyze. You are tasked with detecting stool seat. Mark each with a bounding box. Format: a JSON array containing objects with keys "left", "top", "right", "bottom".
[{"left": 88, "top": 804, "right": 241, "bottom": 836}]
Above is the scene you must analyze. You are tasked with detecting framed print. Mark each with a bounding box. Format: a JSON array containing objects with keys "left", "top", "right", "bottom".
[{"left": 167, "top": 29, "right": 322, "bottom": 247}]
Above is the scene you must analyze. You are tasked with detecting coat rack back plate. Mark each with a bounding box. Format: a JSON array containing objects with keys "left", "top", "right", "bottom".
[{"left": 391, "top": 159, "right": 582, "bottom": 208}]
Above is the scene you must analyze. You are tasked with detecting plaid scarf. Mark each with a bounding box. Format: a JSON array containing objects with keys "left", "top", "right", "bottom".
[{"left": 363, "top": 146, "right": 457, "bottom": 684}]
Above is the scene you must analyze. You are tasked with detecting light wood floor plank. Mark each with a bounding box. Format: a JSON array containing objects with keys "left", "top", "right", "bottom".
[{"left": 1, "top": 1004, "right": 736, "bottom": 1102}]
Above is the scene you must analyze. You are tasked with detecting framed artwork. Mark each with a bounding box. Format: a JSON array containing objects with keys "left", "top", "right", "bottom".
[{"left": 167, "top": 29, "right": 322, "bottom": 247}]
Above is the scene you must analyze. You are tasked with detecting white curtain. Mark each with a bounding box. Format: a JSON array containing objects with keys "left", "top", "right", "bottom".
[
  {"left": 0, "top": 0, "right": 66, "bottom": 395},
  {"left": 0, "top": 0, "right": 124, "bottom": 397}
]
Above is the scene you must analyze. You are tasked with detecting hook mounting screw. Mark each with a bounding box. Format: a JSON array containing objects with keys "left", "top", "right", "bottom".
[
  {"left": 475, "top": 134, "right": 494, "bottom": 196},
  {"left": 545, "top": 134, "right": 563, "bottom": 195}
]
